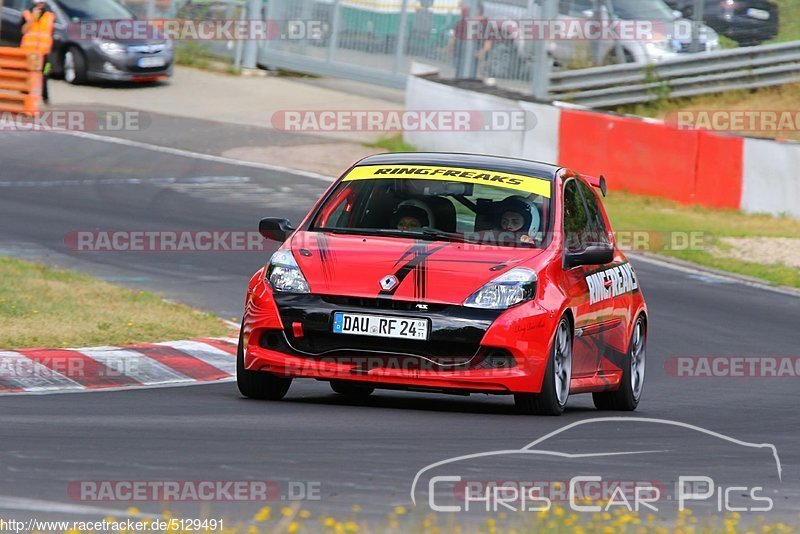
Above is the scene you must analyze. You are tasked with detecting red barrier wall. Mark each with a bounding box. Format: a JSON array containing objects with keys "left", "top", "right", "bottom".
[
  {"left": 558, "top": 108, "right": 743, "bottom": 208},
  {"left": 694, "top": 131, "right": 744, "bottom": 209}
]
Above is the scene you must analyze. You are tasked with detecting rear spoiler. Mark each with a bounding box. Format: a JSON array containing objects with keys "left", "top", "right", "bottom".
[{"left": 560, "top": 168, "right": 608, "bottom": 197}]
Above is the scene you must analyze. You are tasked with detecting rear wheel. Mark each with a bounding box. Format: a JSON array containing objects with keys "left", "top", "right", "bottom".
[
  {"left": 515, "top": 316, "right": 572, "bottom": 416},
  {"left": 593, "top": 316, "right": 646, "bottom": 411},
  {"left": 236, "top": 331, "right": 292, "bottom": 400},
  {"left": 330, "top": 380, "right": 375, "bottom": 398}
]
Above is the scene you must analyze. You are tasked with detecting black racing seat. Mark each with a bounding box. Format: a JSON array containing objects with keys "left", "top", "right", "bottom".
[{"left": 424, "top": 196, "right": 457, "bottom": 233}]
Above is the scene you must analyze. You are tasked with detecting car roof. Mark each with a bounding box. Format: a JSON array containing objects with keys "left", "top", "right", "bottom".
[{"left": 355, "top": 152, "right": 560, "bottom": 181}]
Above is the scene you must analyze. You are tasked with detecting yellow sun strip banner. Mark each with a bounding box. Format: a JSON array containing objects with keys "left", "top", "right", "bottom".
[{"left": 344, "top": 165, "right": 552, "bottom": 198}]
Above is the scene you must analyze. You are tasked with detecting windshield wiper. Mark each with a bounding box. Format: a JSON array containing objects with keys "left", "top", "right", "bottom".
[{"left": 418, "top": 228, "right": 480, "bottom": 244}]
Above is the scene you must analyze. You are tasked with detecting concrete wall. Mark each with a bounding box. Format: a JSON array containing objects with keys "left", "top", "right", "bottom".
[{"left": 405, "top": 75, "right": 798, "bottom": 217}]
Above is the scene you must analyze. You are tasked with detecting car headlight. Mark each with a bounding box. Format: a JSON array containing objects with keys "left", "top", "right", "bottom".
[
  {"left": 646, "top": 40, "right": 679, "bottom": 55},
  {"left": 266, "top": 250, "right": 309, "bottom": 293},
  {"left": 464, "top": 268, "right": 537, "bottom": 310},
  {"left": 97, "top": 40, "right": 127, "bottom": 56}
]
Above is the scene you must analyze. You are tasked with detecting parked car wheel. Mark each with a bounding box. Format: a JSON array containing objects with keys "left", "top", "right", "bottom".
[{"left": 63, "top": 47, "right": 87, "bottom": 85}]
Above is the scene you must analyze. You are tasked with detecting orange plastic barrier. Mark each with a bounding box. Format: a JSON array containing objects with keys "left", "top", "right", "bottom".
[
  {"left": 0, "top": 47, "right": 42, "bottom": 115},
  {"left": 558, "top": 108, "right": 743, "bottom": 208}
]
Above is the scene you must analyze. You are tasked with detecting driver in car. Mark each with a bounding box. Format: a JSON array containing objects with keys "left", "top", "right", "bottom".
[
  {"left": 496, "top": 197, "right": 537, "bottom": 244},
  {"left": 390, "top": 205, "right": 430, "bottom": 231}
]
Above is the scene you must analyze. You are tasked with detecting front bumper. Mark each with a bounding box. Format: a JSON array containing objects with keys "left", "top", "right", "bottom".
[
  {"left": 85, "top": 46, "right": 174, "bottom": 82},
  {"left": 242, "top": 285, "right": 558, "bottom": 394}
]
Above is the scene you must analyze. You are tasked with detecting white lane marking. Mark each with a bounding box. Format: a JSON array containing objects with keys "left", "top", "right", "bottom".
[
  {"left": 630, "top": 253, "right": 800, "bottom": 298},
  {"left": 0, "top": 495, "right": 160, "bottom": 518},
  {"left": 79, "top": 347, "right": 192, "bottom": 385},
  {"left": 0, "top": 351, "right": 84, "bottom": 392},
  {"left": 55, "top": 130, "right": 334, "bottom": 182},
  {"left": 156, "top": 340, "right": 236, "bottom": 375}
]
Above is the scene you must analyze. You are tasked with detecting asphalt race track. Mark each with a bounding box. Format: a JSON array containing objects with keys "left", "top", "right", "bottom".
[{"left": 1, "top": 127, "right": 798, "bottom": 523}]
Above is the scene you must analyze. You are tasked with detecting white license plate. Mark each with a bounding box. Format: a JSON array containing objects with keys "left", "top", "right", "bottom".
[
  {"left": 332, "top": 312, "right": 429, "bottom": 340},
  {"left": 138, "top": 56, "right": 166, "bottom": 68},
  {"left": 746, "top": 8, "right": 770, "bottom": 20}
]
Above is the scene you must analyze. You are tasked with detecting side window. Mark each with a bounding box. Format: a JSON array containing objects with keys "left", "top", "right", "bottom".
[
  {"left": 578, "top": 181, "right": 610, "bottom": 244},
  {"left": 563, "top": 180, "right": 591, "bottom": 252},
  {"left": 558, "top": 0, "right": 572, "bottom": 15},
  {"left": 569, "top": 0, "right": 594, "bottom": 16}
]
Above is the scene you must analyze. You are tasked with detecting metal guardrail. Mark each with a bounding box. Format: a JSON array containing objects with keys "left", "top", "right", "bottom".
[{"left": 548, "top": 41, "right": 800, "bottom": 108}]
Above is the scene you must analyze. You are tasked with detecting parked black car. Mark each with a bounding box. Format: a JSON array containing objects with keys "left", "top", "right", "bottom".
[
  {"left": 0, "top": 0, "right": 173, "bottom": 83},
  {"left": 664, "top": 0, "right": 779, "bottom": 46}
]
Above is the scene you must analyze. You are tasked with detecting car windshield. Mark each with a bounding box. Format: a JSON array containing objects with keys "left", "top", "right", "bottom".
[
  {"left": 613, "top": 0, "right": 674, "bottom": 21},
  {"left": 57, "top": 0, "right": 133, "bottom": 20},
  {"left": 310, "top": 164, "right": 553, "bottom": 248}
]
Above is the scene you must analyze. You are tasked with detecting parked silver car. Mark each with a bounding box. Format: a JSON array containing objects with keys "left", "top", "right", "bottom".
[{"left": 483, "top": 0, "right": 720, "bottom": 79}]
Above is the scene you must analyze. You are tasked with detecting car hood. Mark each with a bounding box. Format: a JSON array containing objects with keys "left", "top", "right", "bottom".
[{"left": 289, "top": 231, "right": 544, "bottom": 304}]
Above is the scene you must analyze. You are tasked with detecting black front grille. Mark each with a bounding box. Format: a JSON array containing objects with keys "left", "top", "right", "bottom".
[
  {"left": 272, "top": 294, "right": 502, "bottom": 361},
  {"left": 259, "top": 330, "right": 514, "bottom": 370},
  {"left": 322, "top": 296, "right": 448, "bottom": 313},
  {"left": 287, "top": 330, "right": 477, "bottom": 360}
]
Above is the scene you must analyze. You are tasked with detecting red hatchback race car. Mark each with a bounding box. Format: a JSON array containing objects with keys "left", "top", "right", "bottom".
[{"left": 238, "top": 153, "right": 647, "bottom": 415}]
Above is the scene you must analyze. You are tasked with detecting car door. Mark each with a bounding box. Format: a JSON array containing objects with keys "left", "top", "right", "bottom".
[
  {"left": 0, "top": 0, "right": 24, "bottom": 46},
  {"left": 561, "top": 178, "right": 616, "bottom": 378},
  {"left": 576, "top": 180, "right": 632, "bottom": 375}
]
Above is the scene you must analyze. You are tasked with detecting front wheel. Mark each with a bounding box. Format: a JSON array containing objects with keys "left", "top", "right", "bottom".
[
  {"left": 593, "top": 316, "right": 646, "bottom": 411},
  {"left": 236, "top": 332, "right": 292, "bottom": 400},
  {"left": 515, "top": 316, "right": 572, "bottom": 416},
  {"left": 63, "top": 47, "right": 88, "bottom": 85}
]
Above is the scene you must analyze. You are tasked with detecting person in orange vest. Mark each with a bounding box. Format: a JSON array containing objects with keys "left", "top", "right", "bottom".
[{"left": 21, "top": 0, "right": 55, "bottom": 104}]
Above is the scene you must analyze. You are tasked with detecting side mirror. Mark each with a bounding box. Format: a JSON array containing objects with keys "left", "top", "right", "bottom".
[
  {"left": 259, "top": 217, "right": 295, "bottom": 242},
  {"left": 565, "top": 243, "right": 614, "bottom": 268}
]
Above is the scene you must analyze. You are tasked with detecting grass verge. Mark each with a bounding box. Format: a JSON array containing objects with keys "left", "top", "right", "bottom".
[
  {"left": 0, "top": 257, "right": 231, "bottom": 349},
  {"left": 603, "top": 192, "right": 800, "bottom": 289},
  {"left": 773, "top": 0, "right": 800, "bottom": 43},
  {"left": 615, "top": 83, "right": 800, "bottom": 141}
]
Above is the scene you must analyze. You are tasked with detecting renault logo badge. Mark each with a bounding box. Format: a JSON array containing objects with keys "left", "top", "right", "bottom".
[{"left": 380, "top": 275, "right": 398, "bottom": 291}]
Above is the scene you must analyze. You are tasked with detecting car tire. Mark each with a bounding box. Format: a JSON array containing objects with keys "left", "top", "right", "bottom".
[
  {"left": 514, "top": 316, "right": 572, "bottom": 416},
  {"left": 593, "top": 315, "right": 646, "bottom": 411},
  {"left": 330, "top": 380, "right": 375, "bottom": 398},
  {"left": 63, "top": 47, "right": 88, "bottom": 85},
  {"left": 236, "top": 331, "right": 292, "bottom": 400},
  {"left": 603, "top": 47, "right": 636, "bottom": 65}
]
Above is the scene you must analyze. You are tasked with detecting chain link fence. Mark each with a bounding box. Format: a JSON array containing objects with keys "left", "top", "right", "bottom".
[{"left": 116, "top": 0, "right": 788, "bottom": 100}]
